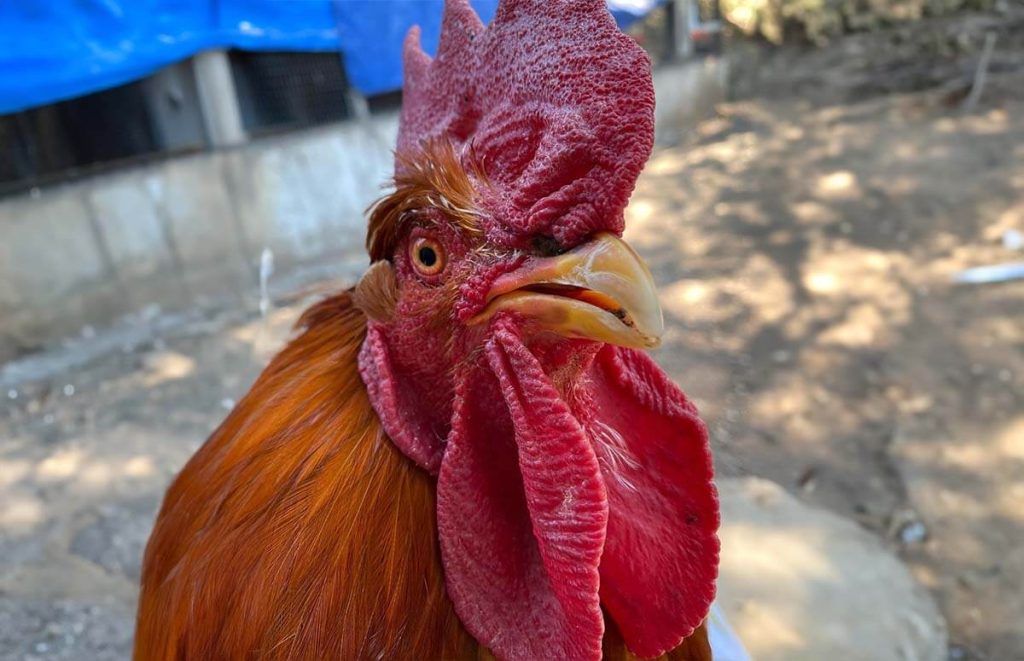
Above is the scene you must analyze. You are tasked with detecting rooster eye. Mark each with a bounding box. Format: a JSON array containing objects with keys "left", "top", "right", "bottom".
[{"left": 410, "top": 236, "right": 447, "bottom": 276}]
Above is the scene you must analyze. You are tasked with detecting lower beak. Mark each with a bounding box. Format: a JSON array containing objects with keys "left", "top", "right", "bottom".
[{"left": 469, "top": 233, "right": 664, "bottom": 349}]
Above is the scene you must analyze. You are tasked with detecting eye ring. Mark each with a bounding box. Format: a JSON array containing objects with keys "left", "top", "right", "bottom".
[{"left": 410, "top": 236, "right": 447, "bottom": 277}]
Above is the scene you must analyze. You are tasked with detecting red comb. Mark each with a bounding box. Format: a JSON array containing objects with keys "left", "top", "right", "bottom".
[{"left": 398, "top": 0, "right": 655, "bottom": 249}]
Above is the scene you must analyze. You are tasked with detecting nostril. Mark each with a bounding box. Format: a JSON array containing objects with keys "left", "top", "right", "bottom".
[{"left": 531, "top": 234, "right": 565, "bottom": 257}]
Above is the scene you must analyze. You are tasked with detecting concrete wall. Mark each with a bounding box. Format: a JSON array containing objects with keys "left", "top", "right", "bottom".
[
  {"left": 0, "top": 57, "right": 727, "bottom": 362},
  {"left": 0, "top": 112, "right": 398, "bottom": 360}
]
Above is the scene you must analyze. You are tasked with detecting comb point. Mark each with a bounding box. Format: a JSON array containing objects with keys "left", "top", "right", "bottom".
[
  {"left": 402, "top": 26, "right": 432, "bottom": 88},
  {"left": 438, "top": 0, "right": 485, "bottom": 61}
]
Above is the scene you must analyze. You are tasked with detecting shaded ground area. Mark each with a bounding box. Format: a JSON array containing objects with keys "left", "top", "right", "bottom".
[{"left": 2, "top": 35, "right": 1023, "bottom": 661}]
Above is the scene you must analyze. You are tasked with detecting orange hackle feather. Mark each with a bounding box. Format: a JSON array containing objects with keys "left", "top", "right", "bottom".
[{"left": 133, "top": 293, "right": 478, "bottom": 660}]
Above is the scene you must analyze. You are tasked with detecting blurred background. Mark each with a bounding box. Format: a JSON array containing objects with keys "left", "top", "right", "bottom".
[{"left": 0, "top": 1, "right": 1021, "bottom": 660}]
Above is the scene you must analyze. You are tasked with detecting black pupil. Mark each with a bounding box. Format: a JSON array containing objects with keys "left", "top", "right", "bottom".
[{"left": 418, "top": 246, "right": 438, "bottom": 268}]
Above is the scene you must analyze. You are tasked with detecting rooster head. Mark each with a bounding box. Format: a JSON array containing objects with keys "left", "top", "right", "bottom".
[{"left": 353, "top": 1, "right": 719, "bottom": 659}]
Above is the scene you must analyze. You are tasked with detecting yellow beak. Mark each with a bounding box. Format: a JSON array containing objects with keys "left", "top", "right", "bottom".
[{"left": 469, "top": 233, "right": 664, "bottom": 349}]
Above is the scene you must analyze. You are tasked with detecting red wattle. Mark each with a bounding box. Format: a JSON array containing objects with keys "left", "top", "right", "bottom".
[
  {"left": 436, "top": 327, "right": 608, "bottom": 661},
  {"left": 583, "top": 345, "right": 719, "bottom": 657}
]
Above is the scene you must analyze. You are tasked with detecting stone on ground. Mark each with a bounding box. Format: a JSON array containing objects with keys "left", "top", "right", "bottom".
[{"left": 717, "top": 477, "right": 947, "bottom": 661}]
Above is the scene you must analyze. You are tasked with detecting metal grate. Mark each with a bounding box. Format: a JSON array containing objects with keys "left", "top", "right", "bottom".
[
  {"left": 0, "top": 62, "right": 206, "bottom": 195},
  {"left": 229, "top": 51, "right": 351, "bottom": 135},
  {"left": 0, "top": 81, "right": 159, "bottom": 193}
]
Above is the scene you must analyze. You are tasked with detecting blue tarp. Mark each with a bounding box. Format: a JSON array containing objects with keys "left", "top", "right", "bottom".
[
  {"left": 0, "top": 1, "right": 667, "bottom": 115},
  {"left": 336, "top": 1, "right": 498, "bottom": 97},
  {"left": 0, "top": 1, "right": 342, "bottom": 115},
  {"left": 337, "top": 1, "right": 668, "bottom": 96}
]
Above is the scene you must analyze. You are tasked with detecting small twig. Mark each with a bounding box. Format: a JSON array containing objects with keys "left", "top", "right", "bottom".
[{"left": 962, "top": 32, "right": 997, "bottom": 113}]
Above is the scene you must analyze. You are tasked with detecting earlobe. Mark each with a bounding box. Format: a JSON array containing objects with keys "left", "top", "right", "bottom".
[{"left": 358, "top": 324, "right": 445, "bottom": 473}]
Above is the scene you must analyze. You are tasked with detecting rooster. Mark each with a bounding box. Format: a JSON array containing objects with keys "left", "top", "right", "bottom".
[{"left": 134, "top": 1, "right": 720, "bottom": 659}]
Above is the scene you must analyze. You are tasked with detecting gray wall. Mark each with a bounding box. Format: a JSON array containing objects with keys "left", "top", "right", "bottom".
[{"left": 0, "top": 113, "right": 398, "bottom": 360}]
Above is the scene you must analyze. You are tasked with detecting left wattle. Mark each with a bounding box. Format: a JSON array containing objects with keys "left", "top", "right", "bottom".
[{"left": 437, "top": 322, "right": 608, "bottom": 661}]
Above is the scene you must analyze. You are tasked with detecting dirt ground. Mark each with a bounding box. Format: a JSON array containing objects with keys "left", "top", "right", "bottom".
[{"left": 1, "top": 17, "right": 1023, "bottom": 661}]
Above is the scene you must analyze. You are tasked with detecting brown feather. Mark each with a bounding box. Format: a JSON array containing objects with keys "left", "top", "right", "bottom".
[{"left": 134, "top": 292, "right": 477, "bottom": 660}]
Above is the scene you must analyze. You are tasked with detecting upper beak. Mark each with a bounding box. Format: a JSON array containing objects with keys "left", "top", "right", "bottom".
[{"left": 469, "top": 233, "right": 664, "bottom": 349}]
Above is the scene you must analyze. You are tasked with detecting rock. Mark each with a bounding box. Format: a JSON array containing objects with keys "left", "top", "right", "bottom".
[
  {"left": 716, "top": 477, "right": 947, "bottom": 661},
  {"left": 899, "top": 520, "right": 929, "bottom": 546}
]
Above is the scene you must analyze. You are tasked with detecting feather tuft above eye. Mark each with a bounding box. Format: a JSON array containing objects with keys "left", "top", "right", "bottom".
[{"left": 366, "top": 138, "right": 485, "bottom": 263}]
